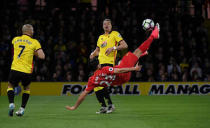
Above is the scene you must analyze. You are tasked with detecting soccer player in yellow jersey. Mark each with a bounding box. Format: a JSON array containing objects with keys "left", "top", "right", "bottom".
[
  {"left": 90, "top": 19, "right": 128, "bottom": 113},
  {"left": 7, "top": 24, "right": 45, "bottom": 117}
]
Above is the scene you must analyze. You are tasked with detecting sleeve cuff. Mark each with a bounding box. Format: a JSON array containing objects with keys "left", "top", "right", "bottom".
[{"left": 35, "top": 48, "right": 42, "bottom": 52}]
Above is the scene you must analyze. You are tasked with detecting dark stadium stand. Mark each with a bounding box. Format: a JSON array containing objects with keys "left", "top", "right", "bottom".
[{"left": 0, "top": 0, "right": 209, "bottom": 82}]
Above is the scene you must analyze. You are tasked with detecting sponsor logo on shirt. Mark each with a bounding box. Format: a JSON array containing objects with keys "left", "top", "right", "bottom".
[
  {"left": 101, "top": 41, "right": 107, "bottom": 48},
  {"left": 118, "top": 34, "right": 122, "bottom": 38}
]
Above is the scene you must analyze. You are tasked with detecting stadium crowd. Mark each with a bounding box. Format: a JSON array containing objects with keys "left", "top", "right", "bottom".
[{"left": 0, "top": 0, "right": 209, "bottom": 82}]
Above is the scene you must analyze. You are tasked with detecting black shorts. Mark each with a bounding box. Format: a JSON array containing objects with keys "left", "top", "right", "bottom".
[
  {"left": 8, "top": 70, "right": 32, "bottom": 87},
  {"left": 101, "top": 64, "right": 113, "bottom": 67}
]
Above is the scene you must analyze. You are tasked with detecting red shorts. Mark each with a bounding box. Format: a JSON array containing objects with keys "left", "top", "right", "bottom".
[
  {"left": 115, "top": 52, "right": 138, "bottom": 68},
  {"left": 113, "top": 52, "right": 138, "bottom": 84}
]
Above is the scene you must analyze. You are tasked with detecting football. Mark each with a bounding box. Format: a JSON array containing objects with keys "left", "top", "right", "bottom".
[{"left": 142, "top": 19, "right": 155, "bottom": 31}]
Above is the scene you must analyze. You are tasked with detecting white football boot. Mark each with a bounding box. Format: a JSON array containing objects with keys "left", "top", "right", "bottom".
[{"left": 15, "top": 107, "right": 25, "bottom": 116}]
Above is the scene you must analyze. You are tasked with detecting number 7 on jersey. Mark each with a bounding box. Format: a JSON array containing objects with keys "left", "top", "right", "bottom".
[{"left": 18, "top": 45, "right": 25, "bottom": 58}]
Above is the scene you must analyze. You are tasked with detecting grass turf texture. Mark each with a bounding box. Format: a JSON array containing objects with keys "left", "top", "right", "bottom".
[{"left": 0, "top": 96, "right": 209, "bottom": 128}]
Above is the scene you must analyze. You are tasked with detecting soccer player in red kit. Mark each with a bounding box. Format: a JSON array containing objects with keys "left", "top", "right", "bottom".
[{"left": 66, "top": 23, "right": 160, "bottom": 111}]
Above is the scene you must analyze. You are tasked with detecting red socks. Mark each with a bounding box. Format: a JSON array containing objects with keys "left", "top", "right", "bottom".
[
  {"left": 138, "top": 25, "right": 159, "bottom": 53},
  {"left": 138, "top": 35, "right": 154, "bottom": 53}
]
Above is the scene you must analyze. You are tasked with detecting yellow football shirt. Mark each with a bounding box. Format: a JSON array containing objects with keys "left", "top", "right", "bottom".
[
  {"left": 11, "top": 35, "right": 41, "bottom": 73},
  {"left": 97, "top": 31, "right": 123, "bottom": 65}
]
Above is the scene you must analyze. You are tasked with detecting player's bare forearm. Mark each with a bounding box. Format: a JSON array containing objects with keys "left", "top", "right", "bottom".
[
  {"left": 114, "top": 65, "right": 142, "bottom": 73},
  {"left": 65, "top": 90, "right": 89, "bottom": 111},
  {"left": 90, "top": 47, "right": 100, "bottom": 59},
  {"left": 113, "top": 67, "right": 136, "bottom": 73},
  {"left": 116, "top": 40, "right": 128, "bottom": 50},
  {"left": 105, "top": 40, "right": 128, "bottom": 56}
]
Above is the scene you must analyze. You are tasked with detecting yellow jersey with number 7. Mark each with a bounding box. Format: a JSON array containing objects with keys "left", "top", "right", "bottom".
[{"left": 11, "top": 35, "right": 41, "bottom": 73}]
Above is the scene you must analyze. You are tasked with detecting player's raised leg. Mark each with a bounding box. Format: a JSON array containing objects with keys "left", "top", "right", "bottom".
[
  {"left": 133, "top": 23, "right": 160, "bottom": 58},
  {"left": 116, "top": 23, "right": 160, "bottom": 69}
]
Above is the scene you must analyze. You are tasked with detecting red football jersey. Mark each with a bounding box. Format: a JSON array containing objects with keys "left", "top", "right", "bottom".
[
  {"left": 86, "top": 66, "right": 131, "bottom": 91},
  {"left": 86, "top": 52, "right": 139, "bottom": 91}
]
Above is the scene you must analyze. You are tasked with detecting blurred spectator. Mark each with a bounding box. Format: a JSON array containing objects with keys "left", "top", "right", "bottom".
[
  {"left": 192, "top": 0, "right": 205, "bottom": 16},
  {"left": 191, "top": 71, "right": 201, "bottom": 81},
  {"left": 171, "top": 73, "right": 180, "bottom": 81},
  {"left": 132, "top": 71, "right": 144, "bottom": 81},
  {"left": 204, "top": 73, "right": 210, "bottom": 82},
  {"left": 167, "top": 57, "right": 181, "bottom": 76},
  {"left": 0, "top": 1, "right": 209, "bottom": 82},
  {"left": 180, "top": 58, "right": 189, "bottom": 72},
  {"left": 146, "top": 69, "right": 155, "bottom": 81},
  {"left": 190, "top": 62, "right": 202, "bottom": 78},
  {"left": 54, "top": 40, "right": 67, "bottom": 52},
  {"left": 181, "top": 67, "right": 190, "bottom": 81},
  {"left": 159, "top": 74, "right": 168, "bottom": 82},
  {"left": 36, "top": 75, "right": 41, "bottom": 81},
  {"left": 64, "top": 72, "right": 73, "bottom": 82}
]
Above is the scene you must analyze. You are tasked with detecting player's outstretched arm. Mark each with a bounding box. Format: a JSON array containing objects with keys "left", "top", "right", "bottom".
[
  {"left": 114, "top": 64, "right": 142, "bottom": 74},
  {"left": 65, "top": 90, "right": 90, "bottom": 111},
  {"left": 90, "top": 47, "right": 100, "bottom": 59}
]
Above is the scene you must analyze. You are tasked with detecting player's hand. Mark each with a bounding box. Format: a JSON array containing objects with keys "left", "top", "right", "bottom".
[
  {"left": 105, "top": 47, "right": 114, "bottom": 56},
  {"left": 89, "top": 53, "right": 94, "bottom": 60},
  {"left": 65, "top": 105, "right": 76, "bottom": 111},
  {"left": 135, "top": 63, "right": 142, "bottom": 71}
]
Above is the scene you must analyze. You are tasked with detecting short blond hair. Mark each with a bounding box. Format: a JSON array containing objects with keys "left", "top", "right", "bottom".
[{"left": 22, "top": 24, "right": 33, "bottom": 34}]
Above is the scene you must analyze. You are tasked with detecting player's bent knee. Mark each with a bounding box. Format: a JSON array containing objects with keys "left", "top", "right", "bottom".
[{"left": 133, "top": 49, "right": 142, "bottom": 58}]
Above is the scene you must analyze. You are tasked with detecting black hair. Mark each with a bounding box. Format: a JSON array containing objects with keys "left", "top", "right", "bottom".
[{"left": 103, "top": 18, "right": 111, "bottom": 23}]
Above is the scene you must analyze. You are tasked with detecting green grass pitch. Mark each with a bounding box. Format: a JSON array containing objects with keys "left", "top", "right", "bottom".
[{"left": 0, "top": 95, "right": 210, "bottom": 128}]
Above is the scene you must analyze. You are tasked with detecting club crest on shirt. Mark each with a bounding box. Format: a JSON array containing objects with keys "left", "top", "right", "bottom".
[
  {"left": 118, "top": 34, "right": 122, "bottom": 38},
  {"left": 101, "top": 41, "right": 107, "bottom": 48}
]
